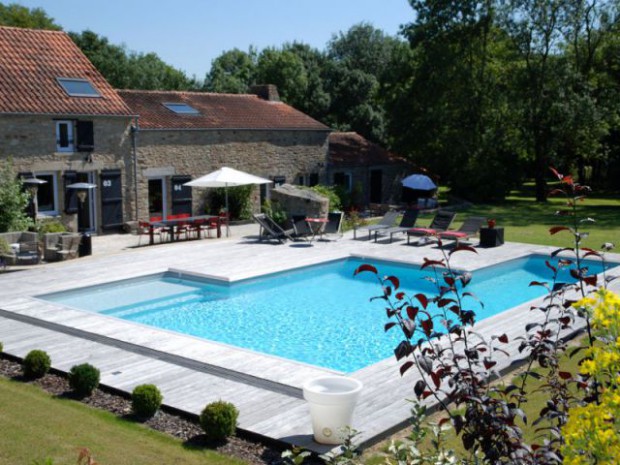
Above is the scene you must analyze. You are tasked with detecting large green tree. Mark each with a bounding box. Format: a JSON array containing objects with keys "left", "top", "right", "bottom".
[
  {"left": 324, "top": 23, "right": 405, "bottom": 144},
  {"left": 70, "top": 30, "right": 197, "bottom": 90},
  {"left": 203, "top": 48, "right": 257, "bottom": 93},
  {"left": 255, "top": 48, "right": 309, "bottom": 105},
  {"left": 0, "top": 2, "right": 60, "bottom": 30},
  {"left": 390, "top": 0, "right": 523, "bottom": 200}
]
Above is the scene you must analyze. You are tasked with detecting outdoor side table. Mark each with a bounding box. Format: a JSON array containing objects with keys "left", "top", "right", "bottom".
[
  {"left": 479, "top": 227, "right": 504, "bottom": 247},
  {"left": 305, "top": 217, "right": 328, "bottom": 243}
]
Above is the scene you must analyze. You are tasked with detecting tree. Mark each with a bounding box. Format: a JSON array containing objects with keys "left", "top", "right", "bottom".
[
  {"left": 255, "top": 48, "right": 308, "bottom": 105},
  {"left": 203, "top": 48, "right": 256, "bottom": 93},
  {"left": 390, "top": 0, "right": 523, "bottom": 200},
  {"left": 70, "top": 30, "right": 197, "bottom": 90},
  {"left": 0, "top": 2, "right": 61, "bottom": 30},
  {"left": 0, "top": 158, "right": 33, "bottom": 233},
  {"left": 282, "top": 42, "right": 331, "bottom": 119},
  {"left": 324, "top": 23, "right": 404, "bottom": 144},
  {"left": 69, "top": 30, "right": 130, "bottom": 89}
]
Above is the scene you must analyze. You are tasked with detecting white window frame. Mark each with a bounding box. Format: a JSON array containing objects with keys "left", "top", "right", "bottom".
[
  {"left": 56, "top": 120, "right": 75, "bottom": 153},
  {"left": 33, "top": 172, "right": 59, "bottom": 216}
]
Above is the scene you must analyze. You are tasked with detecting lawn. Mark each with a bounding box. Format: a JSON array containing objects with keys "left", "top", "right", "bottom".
[
  {"left": 0, "top": 377, "right": 244, "bottom": 465},
  {"left": 414, "top": 184, "right": 620, "bottom": 249}
]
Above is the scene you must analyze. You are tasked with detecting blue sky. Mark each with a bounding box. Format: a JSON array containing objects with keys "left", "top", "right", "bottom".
[{"left": 13, "top": 0, "right": 415, "bottom": 80}]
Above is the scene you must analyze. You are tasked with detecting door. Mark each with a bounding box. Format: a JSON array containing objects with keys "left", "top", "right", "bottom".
[
  {"left": 68, "top": 172, "right": 95, "bottom": 232},
  {"left": 370, "top": 169, "right": 383, "bottom": 203},
  {"left": 100, "top": 169, "right": 123, "bottom": 230},
  {"left": 170, "top": 175, "right": 192, "bottom": 216},
  {"left": 148, "top": 178, "right": 166, "bottom": 221}
]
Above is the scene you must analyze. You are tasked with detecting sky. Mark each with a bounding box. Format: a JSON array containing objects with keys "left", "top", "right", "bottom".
[{"left": 13, "top": 0, "right": 415, "bottom": 80}]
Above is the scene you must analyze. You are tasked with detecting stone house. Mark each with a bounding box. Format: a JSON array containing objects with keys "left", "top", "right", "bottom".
[
  {"left": 118, "top": 88, "right": 331, "bottom": 220},
  {"left": 0, "top": 26, "right": 135, "bottom": 233},
  {"left": 0, "top": 26, "right": 331, "bottom": 231},
  {"left": 327, "top": 132, "right": 414, "bottom": 207}
]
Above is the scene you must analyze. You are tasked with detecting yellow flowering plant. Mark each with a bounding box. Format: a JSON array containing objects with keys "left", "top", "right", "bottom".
[{"left": 562, "top": 289, "right": 620, "bottom": 464}]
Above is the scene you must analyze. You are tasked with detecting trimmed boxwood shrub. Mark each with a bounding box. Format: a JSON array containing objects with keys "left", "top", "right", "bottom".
[
  {"left": 199, "top": 400, "right": 239, "bottom": 441},
  {"left": 132, "top": 384, "right": 162, "bottom": 418},
  {"left": 68, "top": 363, "right": 100, "bottom": 397},
  {"left": 22, "top": 349, "right": 51, "bottom": 379}
]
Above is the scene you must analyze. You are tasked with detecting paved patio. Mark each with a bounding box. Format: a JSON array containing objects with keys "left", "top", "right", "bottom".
[{"left": 0, "top": 224, "right": 618, "bottom": 453}]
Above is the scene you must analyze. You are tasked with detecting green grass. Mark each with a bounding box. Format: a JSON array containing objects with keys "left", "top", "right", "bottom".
[
  {"left": 0, "top": 377, "right": 245, "bottom": 465},
  {"left": 415, "top": 184, "right": 620, "bottom": 248}
]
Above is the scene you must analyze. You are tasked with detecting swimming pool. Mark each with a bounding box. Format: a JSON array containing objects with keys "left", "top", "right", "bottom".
[{"left": 40, "top": 254, "right": 617, "bottom": 372}]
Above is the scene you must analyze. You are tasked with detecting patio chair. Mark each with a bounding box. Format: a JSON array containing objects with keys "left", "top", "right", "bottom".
[
  {"left": 322, "top": 212, "right": 344, "bottom": 241},
  {"left": 406, "top": 210, "right": 456, "bottom": 245},
  {"left": 353, "top": 210, "right": 399, "bottom": 240},
  {"left": 252, "top": 213, "right": 296, "bottom": 244},
  {"left": 55, "top": 234, "right": 81, "bottom": 261},
  {"left": 374, "top": 209, "right": 419, "bottom": 243},
  {"left": 137, "top": 221, "right": 167, "bottom": 246},
  {"left": 290, "top": 215, "right": 313, "bottom": 239},
  {"left": 438, "top": 216, "right": 486, "bottom": 247},
  {"left": 16, "top": 241, "right": 41, "bottom": 265}
]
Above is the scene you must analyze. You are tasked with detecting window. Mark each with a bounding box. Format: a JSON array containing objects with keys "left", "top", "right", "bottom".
[
  {"left": 34, "top": 173, "right": 58, "bottom": 215},
  {"left": 57, "top": 78, "right": 101, "bottom": 97},
  {"left": 163, "top": 103, "right": 200, "bottom": 115},
  {"left": 55, "top": 120, "right": 94, "bottom": 152},
  {"left": 333, "top": 172, "right": 352, "bottom": 192},
  {"left": 56, "top": 120, "right": 74, "bottom": 152}
]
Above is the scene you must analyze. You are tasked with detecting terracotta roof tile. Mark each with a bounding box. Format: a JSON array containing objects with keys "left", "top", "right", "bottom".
[
  {"left": 329, "top": 132, "right": 411, "bottom": 167},
  {"left": 0, "top": 26, "right": 132, "bottom": 116},
  {"left": 118, "top": 89, "right": 330, "bottom": 131}
]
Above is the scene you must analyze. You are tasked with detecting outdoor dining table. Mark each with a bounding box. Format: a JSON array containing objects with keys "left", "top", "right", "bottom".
[{"left": 148, "top": 215, "right": 221, "bottom": 245}]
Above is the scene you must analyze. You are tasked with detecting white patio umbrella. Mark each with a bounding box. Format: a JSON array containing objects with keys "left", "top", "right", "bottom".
[
  {"left": 184, "top": 167, "right": 272, "bottom": 236},
  {"left": 401, "top": 174, "right": 437, "bottom": 191}
]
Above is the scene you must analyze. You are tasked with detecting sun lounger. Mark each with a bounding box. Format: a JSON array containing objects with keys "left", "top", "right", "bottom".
[
  {"left": 406, "top": 210, "right": 456, "bottom": 245},
  {"left": 322, "top": 212, "right": 344, "bottom": 241},
  {"left": 354, "top": 210, "right": 399, "bottom": 240},
  {"left": 438, "top": 216, "right": 486, "bottom": 246},
  {"left": 374, "top": 209, "right": 419, "bottom": 243},
  {"left": 253, "top": 213, "right": 296, "bottom": 244}
]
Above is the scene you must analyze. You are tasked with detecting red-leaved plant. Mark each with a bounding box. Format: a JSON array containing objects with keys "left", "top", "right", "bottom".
[{"left": 354, "top": 168, "right": 615, "bottom": 464}]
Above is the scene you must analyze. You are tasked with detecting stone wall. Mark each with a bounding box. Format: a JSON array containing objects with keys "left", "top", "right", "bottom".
[
  {"left": 134, "top": 129, "right": 330, "bottom": 220},
  {"left": 0, "top": 115, "right": 134, "bottom": 232},
  {"left": 327, "top": 163, "right": 410, "bottom": 206},
  {"left": 271, "top": 184, "right": 329, "bottom": 218}
]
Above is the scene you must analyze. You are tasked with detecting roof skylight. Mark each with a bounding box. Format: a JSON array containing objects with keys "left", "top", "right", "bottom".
[
  {"left": 163, "top": 103, "right": 200, "bottom": 115},
  {"left": 57, "top": 78, "right": 101, "bottom": 97}
]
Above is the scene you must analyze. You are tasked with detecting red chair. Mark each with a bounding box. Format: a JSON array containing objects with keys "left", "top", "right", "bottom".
[
  {"left": 138, "top": 220, "right": 166, "bottom": 245},
  {"left": 190, "top": 218, "right": 207, "bottom": 239},
  {"left": 207, "top": 217, "right": 220, "bottom": 237}
]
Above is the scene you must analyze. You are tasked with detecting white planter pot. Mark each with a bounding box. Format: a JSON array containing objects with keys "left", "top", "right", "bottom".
[{"left": 302, "top": 376, "right": 363, "bottom": 445}]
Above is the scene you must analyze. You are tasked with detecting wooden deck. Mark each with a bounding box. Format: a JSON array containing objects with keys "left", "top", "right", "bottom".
[{"left": 1, "top": 229, "right": 618, "bottom": 452}]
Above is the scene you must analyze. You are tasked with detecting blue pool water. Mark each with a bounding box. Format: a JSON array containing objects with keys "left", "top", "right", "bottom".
[{"left": 40, "top": 255, "right": 617, "bottom": 372}]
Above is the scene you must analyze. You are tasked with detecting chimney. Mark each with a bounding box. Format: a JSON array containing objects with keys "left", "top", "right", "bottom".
[{"left": 250, "top": 84, "right": 280, "bottom": 102}]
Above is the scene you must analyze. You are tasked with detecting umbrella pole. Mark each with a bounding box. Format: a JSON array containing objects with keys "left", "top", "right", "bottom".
[{"left": 225, "top": 184, "right": 230, "bottom": 237}]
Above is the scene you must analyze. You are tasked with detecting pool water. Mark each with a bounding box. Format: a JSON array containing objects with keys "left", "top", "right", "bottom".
[{"left": 40, "top": 255, "right": 617, "bottom": 372}]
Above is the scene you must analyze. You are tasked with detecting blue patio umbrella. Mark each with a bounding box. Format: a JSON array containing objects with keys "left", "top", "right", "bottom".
[{"left": 401, "top": 174, "right": 437, "bottom": 191}]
